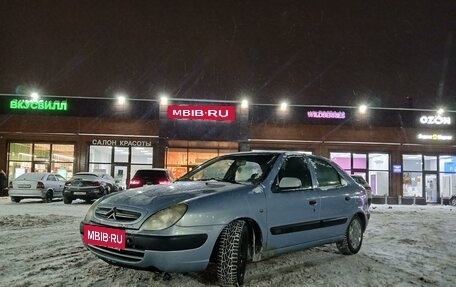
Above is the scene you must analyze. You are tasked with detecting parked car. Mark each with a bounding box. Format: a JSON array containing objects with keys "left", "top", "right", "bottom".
[
  {"left": 450, "top": 195, "right": 456, "bottom": 206},
  {"left": 80, "top": 151, "right": 370, "bottom": 286},
  {"left": 351, "top": 175, "right": 372, "bottom": 206},
  {"left": 128, "top": 168, "right": 174, "bottom": 189},
  {"left": 63, "top": 172, "right": 119, "bottom": 204},
  {"left": 8, "top": 172, "right": 67, "bottom": 203}
]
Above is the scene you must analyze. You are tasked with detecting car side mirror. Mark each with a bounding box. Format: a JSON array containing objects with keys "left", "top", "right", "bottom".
[{"left": 279, "top": 177, "right": 301, "bottom": 189}]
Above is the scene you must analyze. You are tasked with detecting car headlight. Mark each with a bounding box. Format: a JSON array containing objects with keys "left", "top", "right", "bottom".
[
  {"left": 141, "top": 204, "right": 187, "bottom": 231},
  {"left": 84, "top": 198, "right": 103, "bottom": 222}
]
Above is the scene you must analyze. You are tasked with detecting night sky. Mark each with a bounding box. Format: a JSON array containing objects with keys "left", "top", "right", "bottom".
[{"left": 1, "top": 0, "right": 455, "bottom": 109}]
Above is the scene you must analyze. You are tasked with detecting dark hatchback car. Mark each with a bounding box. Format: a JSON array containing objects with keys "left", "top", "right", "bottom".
[
  {"left": 63, "top": 172, "right": 119, "bottom": 204},
  {"left": 128, "top": 168, "right": 173, "bottom": 189},
  {"left": 80, "top": 151, "right": 369, "bottom": 286}
]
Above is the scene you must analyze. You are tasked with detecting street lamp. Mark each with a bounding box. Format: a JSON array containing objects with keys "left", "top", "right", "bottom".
[
  {"left": 30, "top": 92, "right": 40, "bottom": 101},
  {"left": 358, "top": 104, "right": 368, "bottom": 114}
]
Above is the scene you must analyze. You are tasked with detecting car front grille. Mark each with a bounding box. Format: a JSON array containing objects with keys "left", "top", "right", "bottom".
[
  {"left": 95, "top": 207, "right": 141, "bottom": 222},
  {"left": 86, "top": 244, "right": 145, "bottom": 263}
]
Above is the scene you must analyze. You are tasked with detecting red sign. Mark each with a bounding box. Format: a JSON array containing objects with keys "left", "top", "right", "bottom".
[
  {"left": 168, "top": 105, "right": 236, "bottom": 121},
  {"left": 83, "top": 224, "right": 126, "bottom": 250}
]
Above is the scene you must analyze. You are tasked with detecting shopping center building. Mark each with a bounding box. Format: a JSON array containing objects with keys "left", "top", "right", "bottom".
[{"left": 1, "top": 94, "right": 455, "bottom": 204}]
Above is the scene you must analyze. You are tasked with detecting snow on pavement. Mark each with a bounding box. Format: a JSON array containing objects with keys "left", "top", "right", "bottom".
[{"left": 0, "top": 196, "right": 455, "bottom": 287}]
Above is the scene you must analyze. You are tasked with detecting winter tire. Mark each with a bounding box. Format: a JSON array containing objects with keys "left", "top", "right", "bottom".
[
  {"left": 450, "top": 196, "right": 456, "bottom": 206},
  {"left": 63, "top": 193, "right": 73, "bottom": 204},
  {"left": 11, "top": 196, "right": 21, "bottom": 203},
  {"left": 216, "top": 220, "right": 249, "bottom": 286},
  {"left": 336, "top": 215, "right": 363, "bottom": 255},
  {"left": 43, "top": 190, "right": 53, "bottom": 203}
]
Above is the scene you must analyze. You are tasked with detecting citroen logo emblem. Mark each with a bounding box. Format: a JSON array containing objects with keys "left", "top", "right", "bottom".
[{"left": 107, "top": 207, "right": 118, "bottom": 220}]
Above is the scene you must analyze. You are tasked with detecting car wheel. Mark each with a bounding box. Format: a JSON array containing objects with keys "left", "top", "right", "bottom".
[
  {"left": 63, "top": 193, "right": 73, "bottom": 204},
  {"left": 216, "top": 220, "right": 249, "bottom": 286},
  {"left": 43, "top": 190, "right": 53, "bottom": 203},
  {"left": 11, "top": 196, "right": 21, "bottom": 203},
  {"left": 450, "top": 196, "right": 456, "bottom": 206},
  {"left": 336, "top": 215, "right": 363, "bottom": 255}
]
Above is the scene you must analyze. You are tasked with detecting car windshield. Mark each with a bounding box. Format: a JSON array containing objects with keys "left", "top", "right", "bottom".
[{"left": 177, "top": 153, "right": 279, "bottom": 184}]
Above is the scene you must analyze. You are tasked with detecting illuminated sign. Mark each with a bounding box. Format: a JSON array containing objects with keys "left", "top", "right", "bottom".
[
  {"left": 307, "top": 110, "right": 346, "bottom": 119},
  {"left": 393, "top": 164, "right": 402, "bottom": 173},
  {"left": 168, "top": 105, "right": 236, "bottom": 121},
  {"left": 9, "top": 99, "right": 68, "bottom": 111},
  {"left": 91, "top": 139, "right": 153, "bottom": 147},
  {"left": 419, "top": 115, "right": 451, "bottom": 125},
  {"left": 417, "top": 133, "right": 453, "bottom": 141}
]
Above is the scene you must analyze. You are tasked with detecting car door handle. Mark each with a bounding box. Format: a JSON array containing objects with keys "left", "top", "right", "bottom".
[
  {"left": 309, "top": 200, "right": 317, "bottom": 206},
  {"left": 345, "top": 196, "right": 351, "bottom": 201}
]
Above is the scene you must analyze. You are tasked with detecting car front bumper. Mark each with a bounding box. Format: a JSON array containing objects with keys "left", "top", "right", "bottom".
[{"left": 79, "top": 221, "right": 224, "bottom": 273}]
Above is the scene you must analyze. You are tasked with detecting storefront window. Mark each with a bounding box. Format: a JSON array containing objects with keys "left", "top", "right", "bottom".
[
  {"left": 129, "top": 147, "right": 154, "bottom": 179},
  {"left": 7, "top": 142, "right": 75, "bottom": 181},
  {"left": 403, "top": 171, "right": 423, "bottom": 197},
  {"left": 403, "top": 155, "right": 423, "bottom": 197},
  {"left": 330, "top": 152, "right": 351, "bottom": 171},
  {"left": 89, "top": 146, "right": 112, "bottom": 163},
  {"left": 424, "top": 156, "right": 437, "bottom": 171},
  {"left": 89, "top": 145, "right": 154, "bottom": 187},
  {"left": 52, "top": 144, "right": 75, "bottom": 162},
  {"left": 89, "top": 163, "right": 112, "bottom": 174},
  {"left": 34, "top": 144, "right": 50, "bottom": 161},
  {"left": 439, "top": 155, "right": 456, "bottom": 198},
  {"left": 114, "top": 147, "right": 129, "bottom": 163},
  {"left": 167, "top": 148, "right": 237, "bottom": 179},
  {"left": 9, "top": 143, "right": 33, "bottom": 161},
  {"left": 131, "top": 147, "right": 153, "bottom": 164},
  {"left": 330, "top": 152, "right": 389, "bottom": 196},
  {"left": 353, "top": 153, "right": 367, "bottom": 169},
  {"left": 403, "top": 154, "right": 422, "bottom": 171}
]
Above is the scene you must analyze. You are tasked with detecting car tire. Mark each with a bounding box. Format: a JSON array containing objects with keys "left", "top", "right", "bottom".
[
  {"left": 450, "top": 196, "right": 456, "bottom": 206},
  {"left": 43, "top": 190, "right": 53, "bottom": 203},
  {"left": 11, "top": 196, "right": 21, "bottom": 203},
  {"left": 216, "top": 220, "right": 249, "bottom": 287},
  {"left": 336, "top": 215, "right": 363, "bottom": 255},
  {"left": 63, "top": 193, "right": 73, "bottom": 204}
]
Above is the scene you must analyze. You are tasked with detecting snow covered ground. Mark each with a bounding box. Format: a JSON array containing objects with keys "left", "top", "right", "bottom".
[{"left": 0, "top": 196, "right": 455, "bottom": 287}]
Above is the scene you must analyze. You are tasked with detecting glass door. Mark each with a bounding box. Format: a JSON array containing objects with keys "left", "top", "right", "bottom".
[
  {"left": 424, "top": 173, "right": 438, "bottom": 203},
  {"left": 114, "top": 165, "right": 128, "bottom": 191}
]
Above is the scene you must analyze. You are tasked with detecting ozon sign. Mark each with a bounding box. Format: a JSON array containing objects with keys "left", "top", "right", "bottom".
[
  {"left": 168, "top": 105, "right": 236, "bottom": 121},
  {"left": 419, "top": 115, "right": 451, "bottom": 125}
]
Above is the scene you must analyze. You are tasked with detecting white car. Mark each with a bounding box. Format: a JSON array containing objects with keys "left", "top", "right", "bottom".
[{"left": 8, "top": 172, "right": 67, "bottom": 203}]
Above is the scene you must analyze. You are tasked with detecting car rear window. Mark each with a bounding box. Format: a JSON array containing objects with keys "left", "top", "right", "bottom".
[
  {"left": 134, "top": 170, "right": 167, "bottom": 179},
  {"left": 74, "top": 174, "right": 99, "bottom": 180},
  {"left": 15, "top": 173, "right": 46, "bottom": 181}
]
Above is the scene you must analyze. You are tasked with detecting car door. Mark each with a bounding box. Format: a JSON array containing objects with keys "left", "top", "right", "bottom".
[
  {"left": 45, "top": 174, "right": 58, "bottom": 196},
  {"left": 308, "top": 157, "right": 355, "bottom": 239},
  {"left": 54, "top": 174, "right": 67, "bottom": 196},
  {"left": 266, "top": 156, "right": 322, "bottom": 249}
]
